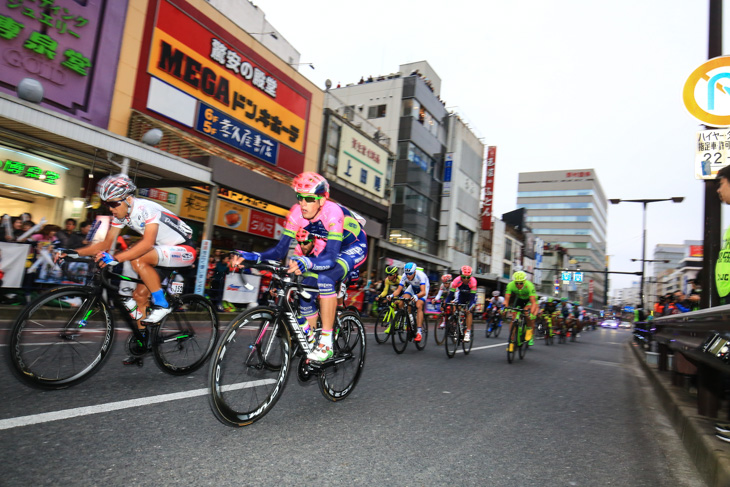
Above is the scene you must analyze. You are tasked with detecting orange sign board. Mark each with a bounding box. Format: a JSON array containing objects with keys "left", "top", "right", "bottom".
[{"left": 216, "top": 199, "right": 250, "bottom": 232}]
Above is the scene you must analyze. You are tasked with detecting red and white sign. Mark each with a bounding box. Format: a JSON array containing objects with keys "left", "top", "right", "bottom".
[
  {"left": 481, "top": 146, "right": 497, "bottom": 230},
  {"left": 247, "top": 210, "right": 276, "bottom": 238},
  {"left": 588, "top": 279, "right": 594, "bottom": 305}
]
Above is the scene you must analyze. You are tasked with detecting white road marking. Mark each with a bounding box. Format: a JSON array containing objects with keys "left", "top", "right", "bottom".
[
  {"left": 0, "top": 379, "right": 276, "bottom": 431},
  {"left": 455, "top": 342, "right": 508, "bottom": 353}
]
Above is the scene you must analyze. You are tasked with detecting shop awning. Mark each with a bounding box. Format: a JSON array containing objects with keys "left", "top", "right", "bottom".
[
  {"left": 377, "top": 240, "right": 451, "bottom": 268},
  {"left": 0, "top": 93, "right": 212, "bottom": 185}
]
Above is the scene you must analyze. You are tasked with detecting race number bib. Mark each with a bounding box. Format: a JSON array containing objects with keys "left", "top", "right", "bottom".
[{"left": 716, "top": 249, "right": 730, "bottom": 297}]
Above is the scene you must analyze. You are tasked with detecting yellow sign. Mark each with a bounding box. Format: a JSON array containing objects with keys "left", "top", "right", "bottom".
[
  {"left": 149, "top": 29, "right": 305, "bottom": 152},
  {"left": 178, "top": 189, "right": 209, "bottom": 221},
  {"left": 216, "top": 199, "right": 250, "bottom": 231},
  {"left": 683, "top": 56, "right": 730, "bottom": 127},
  {"left": 193, "top": 186, "right": 290, "bottom": 217}
]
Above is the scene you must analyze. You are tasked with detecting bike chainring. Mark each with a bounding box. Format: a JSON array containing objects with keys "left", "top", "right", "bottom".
[
  {"left": 296, "top": 356, "right": 316, "bottom": 384},
  {"left": 126, "top": 334, "right": 146, "bottom": 356}
]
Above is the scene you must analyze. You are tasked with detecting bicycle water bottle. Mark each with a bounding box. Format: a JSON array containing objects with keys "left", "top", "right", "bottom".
[{"left": 123, "top": 298, "right": 144, "bottom": 320}]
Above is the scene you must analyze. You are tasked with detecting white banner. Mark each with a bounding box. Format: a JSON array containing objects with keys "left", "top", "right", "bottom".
[
  {"left": 223, "top": 273, "right": 261, "bottom": 303},
  {"left": 0, "top": 242, "right": 30, "bottom": 287}
]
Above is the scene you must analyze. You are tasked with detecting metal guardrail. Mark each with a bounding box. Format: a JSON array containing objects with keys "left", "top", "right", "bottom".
[{"left": 640, "top": 305, "right": 730, "bottom": 418}]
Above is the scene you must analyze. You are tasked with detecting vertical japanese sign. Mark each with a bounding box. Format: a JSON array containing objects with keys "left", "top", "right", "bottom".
[
  {"left": 195, "top": 239, "right": 211, "bottom": 296},
  {"left": 336, "top": 124, "right": 387, "bottom": 198},
  {"left": 481, "top": 146, "right": 496, "bottom": 230},
  {"left": 0, "top": 0, "right": 128, "bottom": 127}
]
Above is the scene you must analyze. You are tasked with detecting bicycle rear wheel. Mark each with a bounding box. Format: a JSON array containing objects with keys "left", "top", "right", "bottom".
[
  {"left": 208, "top": 307, "right": 290, "bottom": 427},
  {"left": 434, "top": 313, "right": 447, "bottom": 345},
  {"left": 445, "top": 317, "right": 459, "bottom": 358},
  {"left": 373, "top": 307, "right": 391, "bottom": 344},
  {"left": 153, "top": 294, "right": 219, "bottom": 375},
  {"left": 8, "top": 286, "right": 114, "bottom": 390},
  {"left": 415, "top": 312, "right": 428, "bottom": 351},
  {"left": 319, "top": 312, "right": 366, "bottom": 401},
  {"left": 391, "top": 311, "right": 409, "bottom": 354}
]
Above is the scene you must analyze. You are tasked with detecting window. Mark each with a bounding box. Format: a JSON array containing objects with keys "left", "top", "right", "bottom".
[
  {"left": 367, "top": 104, "right": 387, "bottom": 119},
  {"left": 343, "top": 105, "right": 355, "bottom": 120},
  {"left": 505, "top": 238, "right": 513, "bottom": 261},
  {"left": 454, "top": 224, "right": 474, "bottom": 255}
]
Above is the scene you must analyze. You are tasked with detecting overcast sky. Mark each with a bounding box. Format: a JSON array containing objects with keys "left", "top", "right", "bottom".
[{"left": 256, "top": 0, "right": 723, "bottom": 291}]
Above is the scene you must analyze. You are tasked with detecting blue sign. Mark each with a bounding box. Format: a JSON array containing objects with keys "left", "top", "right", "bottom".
[
  {"left": 444, "top": 153, "right": 453, "bottom": 182},
  {"left": 624, "top": 306, "right": 634, "bottom": 312},
  {"left": 561, "top": 271, "right": 571, "bottom": 281},
  {"left": 574, "top": 272, "right": 584, "bottom": 283},
  {"left": 196, "top": 103, "right": 279, "bottom": 165}
]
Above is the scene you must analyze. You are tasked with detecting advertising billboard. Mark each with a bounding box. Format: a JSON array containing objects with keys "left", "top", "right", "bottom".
[
  {"left": 336, "top": 124, "right": 387, "bottom": 198},
  {"left": 134, "top": 0, "right": 312, "bottom": 174}
]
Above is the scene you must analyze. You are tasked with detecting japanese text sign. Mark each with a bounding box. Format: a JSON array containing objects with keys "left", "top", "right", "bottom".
[
  {"left": 695, "top": 128, "right": 730, "bottom": 179},
  {"left": 481, "top": 146, "right": 496, "bottom": 230},
  {"left": 336, "top": 124, "right": 386, "bottom": 198}
]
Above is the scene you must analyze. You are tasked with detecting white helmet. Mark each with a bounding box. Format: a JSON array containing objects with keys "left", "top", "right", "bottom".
[
  {"left": 492, "top": 290, "right": 500, "bottom": 297},
  {"left": 97, "top": 173, "right": 136, "bottom": 201}
]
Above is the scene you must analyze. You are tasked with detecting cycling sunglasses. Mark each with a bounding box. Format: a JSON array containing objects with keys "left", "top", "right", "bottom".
[
  {"left": 103, "top": 199, "right": 125, "bottom": 209},
  {"left": 297, "top": 239, "right": 314, "bottom": 245},
  {"left": 296, "top": 194, "right": 323, "bottom": 203}
]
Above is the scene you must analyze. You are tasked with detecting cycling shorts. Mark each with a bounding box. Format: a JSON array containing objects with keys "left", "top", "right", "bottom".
[
  {"left": 403, "top": 286, "right": 426, "bottom": 302},
  {"left": 155, "top": 245, "right": 196, "bottom": 268}
]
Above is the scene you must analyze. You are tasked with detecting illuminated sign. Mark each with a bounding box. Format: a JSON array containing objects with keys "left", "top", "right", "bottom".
[{"left": 0, "top": 146, "right": 67, "bottom": 197}]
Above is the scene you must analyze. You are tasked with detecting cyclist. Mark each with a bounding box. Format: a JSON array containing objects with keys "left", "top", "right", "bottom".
[
  {"left": 231, "top": 172, "right": 367, "bottom": 362},
  {"left": 486, "top": 290, "right": 505, "bottom": 332},
  {"left": 376, "top": 264, "right": 401, "bottom": 334},
  {"left": 541, "top": 296, "right": 559, "bottom": 339},
  {"left": 59, "top": 174, "right": 196, "bottom": 364},
  {"left": 293, "top": 228, "right": 325, "bottom": 258},
  {"left": 503, "top": 270, "right": 539, "bottom": 351},
  {"left": 445, "top": 266, "right": 477, "bottom": 342},
  {"left": 389, "top": 262, "right": 429, "bottom": 342},
  {"left": 572, "top": 301, "right": 584, "bottom": 337},
  {"left": 431, "top": 273, "right": 453, "bottom": 329}
]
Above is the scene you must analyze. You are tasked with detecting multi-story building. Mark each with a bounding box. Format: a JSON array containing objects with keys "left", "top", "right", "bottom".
[
  {"left": 326, "top": 61, "right": 477, "bottom": 279},
  {"left": 517, "top": 169, "right": 608, "bottom": 309}
]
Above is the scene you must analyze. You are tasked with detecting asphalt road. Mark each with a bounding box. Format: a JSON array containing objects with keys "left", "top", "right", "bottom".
[{"left": 0, "top": 320, "right": 706, "bottom": 487}]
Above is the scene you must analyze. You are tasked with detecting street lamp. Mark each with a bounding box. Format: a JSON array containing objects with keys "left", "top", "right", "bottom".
[{"left": 609, "top": 197, "right": 684, "bottom": 311}]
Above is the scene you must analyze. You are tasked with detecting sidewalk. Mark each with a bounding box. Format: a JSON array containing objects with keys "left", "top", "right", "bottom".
[{"left": 629, "top": 341, "right": 730, "bottom": 486}]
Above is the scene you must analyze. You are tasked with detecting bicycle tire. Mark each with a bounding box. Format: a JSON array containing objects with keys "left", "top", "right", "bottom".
[
  {"left": 153, "top": 293, "right": 219, "bottom": 375},
  {"left": 415, "top": 312, "right": 428, "bottom": 351},
  {"left": 318, "top": 311, "right": 366, "bottom": 402},
  {"left": 507, "top": 321, "right": 517, "bottom": 364},
  {"left": 462, "top": 325, "right": 473, "bottom": 355},
  {"left": 391, "top": 310, "right": 409, "bottom": 354},
  {"left": 345, "top": 305, "right": 361, "bottom": 317},
  {"left": 208, "top": 307, "right": 291, "bottom": 427},
  {"left": 518, "top": 320, "right": 528, "bottom": 360},
  {"left": 373, "top": 307, "right": 392, "bottom": 344},
  {"left": 434, "top": 313, "right": 447, "bottom": 345},
  {"left": 8, "top": 286, "right": 114, "bottom": 390},
  {"left": 445, "top": 316, "right": 459, "bottom": 358},
  {"left": 485, "top": 315, "right": 494, "bottom": 338},
  {"left": 494, "top": 320, "right": 502, "bottom": 338}
]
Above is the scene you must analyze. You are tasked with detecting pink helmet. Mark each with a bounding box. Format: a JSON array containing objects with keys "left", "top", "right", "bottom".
[
  {"left": 441, "top": 274, "right": 452, "bottom": 283},
  {"left": 460, "top": 265, "right": 473, "bottom": 277},
  {"left": 296, "top": 229, "right": 311, "bottom": 242},
  {"left": 292, "top": 172, "right": 329, "bottom": 197},
  {"left": 97, "top": 173, "right": 136, "bottom": 201}
]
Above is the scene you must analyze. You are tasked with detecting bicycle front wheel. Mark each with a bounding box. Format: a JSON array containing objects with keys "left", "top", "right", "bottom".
[
  {"left": 208, "top": 307, "right": 290, "bottom": 427},
  {"left": 391, "top": 311, "right": 409, "bottom": 354},
  {"left": 445, "top": 317, "right": 459, "bottom": 358},
  {"left": 507, "top": 321, "right": 517, "bottom": 364},
  {"left": 319, "top": 311, "right": 366, "bottom": 402},
  {"left": 494, "top": 320, "right": 502, "bottom": 338},
  {"left": 373, "top": 307, "right": 392, "bottom": 344},
  {"left": 518, "top": 322, "right": 528, "bottom": 360},
  {"left": 153, "top": 294, "right": 219, "bottom": 375},
  {"left": 462, "top": 326, "right": 473, "bottom": 355},
  {"left": 8, "top": 286, "right": 114, "bottom": 390},
  {"left": 434, "top": 314, "right": 447, "bottom": 345},
  {"left": 415, "top": 312, "right": 428, "bottom": 351}
]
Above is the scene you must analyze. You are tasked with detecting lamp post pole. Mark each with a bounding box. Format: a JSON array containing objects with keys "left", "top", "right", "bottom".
[{"left": 609, "top": 197, "right": 684, "bottom": 311}]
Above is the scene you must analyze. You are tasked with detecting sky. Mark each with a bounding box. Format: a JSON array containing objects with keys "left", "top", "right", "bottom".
[{"left": 255, "top": 0, "right": 721, "bottom": 292}]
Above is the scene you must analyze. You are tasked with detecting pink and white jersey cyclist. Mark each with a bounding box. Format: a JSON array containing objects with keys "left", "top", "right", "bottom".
[
  {"left": 234, "top": 172, "right": 367, "bottom": 362},
  {"left": 445, "top": 265, "right": 478, "bottom": 342}
]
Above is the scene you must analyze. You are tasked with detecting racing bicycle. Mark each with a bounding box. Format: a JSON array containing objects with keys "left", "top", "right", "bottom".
[
  {"left": 208, "top": 261, "right": 366, "bottom": 427},
  {"left": 485, "top": 305, "right": 503, "bottom": 338},
  {"left": 391, "top": 297, "right": 429, "bottom": 354},
  {"left": 445, "top": 302, "right": 473, "bottom": 358},
  {"left": 8, "top": 252, "right": 219, "bottom": 389},
  {"left": 432, "top": 301, "right": 451, "bottom": 346},
  {"left": 373, "top": 297, "right": 397, "bottom": 344},
  {"left": 505, "top": 306, "right": 529, "bottom": 364}
]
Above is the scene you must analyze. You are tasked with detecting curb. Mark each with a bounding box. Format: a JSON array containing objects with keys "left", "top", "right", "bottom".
[{"left": 629, "top": 341, "right": 730, "bottom": 486}]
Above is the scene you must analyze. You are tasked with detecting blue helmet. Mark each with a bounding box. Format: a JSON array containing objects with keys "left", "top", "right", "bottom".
[{"left": 404, "top": 262, "right": 416, "bottom": 275}]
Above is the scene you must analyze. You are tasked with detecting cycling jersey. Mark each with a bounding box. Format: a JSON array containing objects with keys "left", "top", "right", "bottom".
[
  {"left": 399, "top": 270, "right": 430, "bottom": 298},
  {"left": 543, "top": 301, "right": 558, "bottom": 314},
  {"left": 505, "top": 279, "right": 537, "bottom": 307},
  {"left": 112, "top": 198, "right": 193, "bottom": 247},
  {"left": 447, "top": 276, "right": 477, "bottom": 306},
  {"left": 379, "top": 275, "right": 401, "bottom": 298},
  {"left": 111, "top": 197, "right": 195, "bottom": 267},
  {"left": 433, "top": 283, "right": 451, "bottom": 302},
  {"left": 293, "top": 237, "right": 326, "bottom": 258},
  {"left": 489, "top": 296, "right": 505, "bottom": 308}
]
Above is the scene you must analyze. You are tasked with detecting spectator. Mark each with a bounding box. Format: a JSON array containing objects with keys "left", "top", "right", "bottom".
[
  {"left": 79, "top": 221, "right": 92, "bottom": 245},
  {"left": 209, "top": 253, "right": 230, "bottom": 312},
  {"left": 55, "top": 218, "right": 84, "bottom": 249}
]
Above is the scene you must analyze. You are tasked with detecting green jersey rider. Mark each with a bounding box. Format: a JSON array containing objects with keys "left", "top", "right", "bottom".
[{"left": 503, "top": 270, "right": 539, "bottom": 351}]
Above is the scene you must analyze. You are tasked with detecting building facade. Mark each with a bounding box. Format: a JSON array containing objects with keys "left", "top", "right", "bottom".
[{"left": 517, "top": 169, "right": 608, "bottom": 309}]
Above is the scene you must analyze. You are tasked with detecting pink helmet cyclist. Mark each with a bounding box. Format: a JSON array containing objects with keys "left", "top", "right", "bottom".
[
  {"left": 441, "top": 274, "right": 452, "bottom": 283},
  {"left": 461, "top": 265, "right": 472, "bottom": 277},
  {"left": 292, "top": 172, "right": 329, "bottom": 197},
  {"left": 296, "top": 228, "right": 311, "bottom": 242}
]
